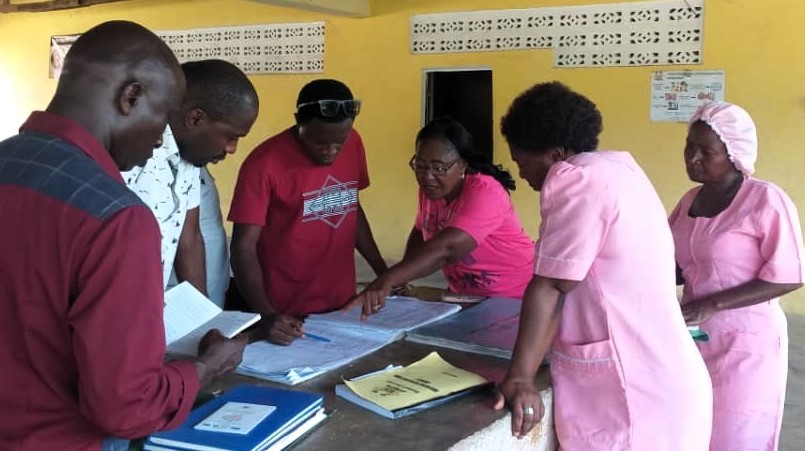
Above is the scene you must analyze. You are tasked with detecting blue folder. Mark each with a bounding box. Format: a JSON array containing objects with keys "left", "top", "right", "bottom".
[{"left": 145, "top": 384, "right": 323, "bottom": 451}]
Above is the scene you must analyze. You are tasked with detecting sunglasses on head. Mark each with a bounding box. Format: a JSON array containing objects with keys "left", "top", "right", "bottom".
[{"left": 296, "top": 99, "right": 361, "bottom": 118}]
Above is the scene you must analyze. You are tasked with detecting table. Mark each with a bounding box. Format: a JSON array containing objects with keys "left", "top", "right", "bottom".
[
  {"left": 197, "top": 340, "right": 551, "bottom": 451},
  {"left": 144, "top": 285, "right": 551, "bottom": 450}
]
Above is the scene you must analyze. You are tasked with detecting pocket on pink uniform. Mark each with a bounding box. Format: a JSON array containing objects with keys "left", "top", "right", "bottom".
[
  {"left": 700, "top": 330, "right": 783, "bottom": 415},
  {"left": 550, "top": 339, "right": 630, "bottom": 449}
]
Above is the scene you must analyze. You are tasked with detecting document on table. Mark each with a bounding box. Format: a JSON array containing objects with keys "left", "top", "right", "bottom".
[
  {"left": 237, "top": 296, "right": 461, "bottom": 385},
  {"left": 237, "top": 322, "right": 397, "bottom": 385},
  {"left": 338, "top": 352, "right": 490, "bottom": 417},
  {"left": 405, "top": 297, "right": 522, "bottom": 359},
  {"left": 309, "top": 296, "right": 460, "bottom": 337}
]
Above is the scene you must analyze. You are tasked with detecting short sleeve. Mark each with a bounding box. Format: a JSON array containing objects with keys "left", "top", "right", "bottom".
[
  {"left": 228, "top": 149, "right": 272, "bottom": 226},
  {"left": 668, "top": 189, "right": 697, "bottom": 228},
  {"left": 414, "top": 189, "right": 425, "bottom": 231},
  {"left": 534, "top": 162, "right": 615, "bottom": 281},
  {"left": 352, "top": 130, "right": 370, "bottom": 190},
  {"left": 446, "top": 177, "right": 508, "bottom": 245},
  {"left": 668, "top": 198, "right": 683, "bottom": 227},
  {"left": 756, "top": 187, "right": 805, "bottom": 283}
]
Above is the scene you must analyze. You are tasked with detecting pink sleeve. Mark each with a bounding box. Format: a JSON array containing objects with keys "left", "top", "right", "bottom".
[
  {"left": 415, "top": 189, "right": 425, "bottom": 231},
  {"left": 757, "top": 187, "right": 805, "bottom": 283},
  {"left": 668, "top": 198, "right": 683, "bottom": 226},
  {"left": 534, "top": 162, "right": 615, "bottom": 281},
  {"left": 71, "top": 208, "right": 199, "bottom": 438},
  {"left": 668, "top": 189, "right": 696, "bottom": 228},
  {"left": 228, "top": 149, "right": 271, "bottom": 226},
  {"left": 446, "top": 178, "right": 508, "bottom": 245}
]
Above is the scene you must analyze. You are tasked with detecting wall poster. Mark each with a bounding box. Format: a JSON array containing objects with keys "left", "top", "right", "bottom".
[{"left": 650, "top": 70, "right": 725, "bottom": 122}]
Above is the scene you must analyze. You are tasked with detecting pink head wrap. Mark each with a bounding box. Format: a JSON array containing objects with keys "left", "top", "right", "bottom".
[{"left": 689, "top": 101, "right": 758, "bottom": 175}]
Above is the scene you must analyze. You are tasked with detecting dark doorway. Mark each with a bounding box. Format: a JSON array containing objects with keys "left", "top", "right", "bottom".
[{"left": 424, "top": 69, "right": 493, "bottom": 161}]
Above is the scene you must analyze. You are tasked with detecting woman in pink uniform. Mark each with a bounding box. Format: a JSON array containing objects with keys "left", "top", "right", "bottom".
[
  {"left": 493, "top": 82, "right": 713, "bottom": 450},
  {"left": 669, "top": 102, "right": 804, "bottom": 450},
  {"left": 350, "top": 117, "right": 534, "bottom": 316}
]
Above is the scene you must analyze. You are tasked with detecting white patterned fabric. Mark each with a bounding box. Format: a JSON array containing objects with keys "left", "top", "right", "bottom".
[{"left": 122, "top": 126, "right": 201, "bottom": 289}]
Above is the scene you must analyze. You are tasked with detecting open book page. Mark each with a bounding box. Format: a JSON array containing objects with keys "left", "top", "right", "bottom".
[
  {"left": 307, "top": 296, "right": 461, "bottom": 336},
  {"left": 164, "top": 282, "right": 260, "bottom": 357},
  {"left": 163, "top": 282, "right": 221, "bottom": 344},
  {"left": 342, "top": 352, "right": 488, "bottom": 412},
  {"left": 238, "top": 322, "right": 397, "bottom": 385},
  {"left": 168, "top": 311, "right": 261, "bottom": 357}
]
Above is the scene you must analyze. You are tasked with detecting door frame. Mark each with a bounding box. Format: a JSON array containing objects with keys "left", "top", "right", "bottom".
[{"left": 420, "top": 66, "right": 493, "bottom": 128}]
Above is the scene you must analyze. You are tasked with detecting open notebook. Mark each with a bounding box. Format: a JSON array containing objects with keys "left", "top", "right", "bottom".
[
  {"left": 238, "top": 296, "right": 460, "bottom": 385},
  {"left": 164, "top": 282, "right": 260, "bottom": 357}
]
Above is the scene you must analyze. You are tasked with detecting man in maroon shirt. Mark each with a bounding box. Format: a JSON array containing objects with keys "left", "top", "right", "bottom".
[{"left": 0, "top": 21, "right": 246, "bottom": 450}]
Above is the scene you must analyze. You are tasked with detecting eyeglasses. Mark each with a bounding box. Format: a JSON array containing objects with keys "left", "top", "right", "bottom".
[
  {"left": 296, "top": 99, "right": 361, "bottom": 118},
  {"left": 409, "top": 156, "right": 461, "bottom": 176}
]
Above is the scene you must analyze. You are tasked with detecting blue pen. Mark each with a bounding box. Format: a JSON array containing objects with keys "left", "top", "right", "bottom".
[{"left": 304, "top": 332, "right": 331, "bottom": 343}]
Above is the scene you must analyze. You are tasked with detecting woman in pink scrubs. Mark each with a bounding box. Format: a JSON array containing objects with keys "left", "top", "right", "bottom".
[
  {"left": 669, "top": 102, "right": 804, "bottom": 450},
  {"left": 494, "top": 82, "right": 713, "bottom": 450},
  {"left": 351, "top": 118, "right": 535, "bottom": 316}
]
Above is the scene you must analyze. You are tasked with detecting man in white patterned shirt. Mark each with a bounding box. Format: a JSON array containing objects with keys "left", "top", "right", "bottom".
[{"left": 123, "top": 59, "right": 258, "bottom": 296}]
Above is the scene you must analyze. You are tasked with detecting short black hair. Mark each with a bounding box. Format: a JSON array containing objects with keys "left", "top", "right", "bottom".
[
  {"left": 295, "top": 79, "right": 355, "bottom": 124},
  {"left": 58, "top": 21, "right": 180, "bottom": 96},
  {"left": 181, "top": 59, "right": 258, "bottom": 121},
  {"left": 417, "top": 117, "right": 516, "bottom": 191},
  {"left": 500, "top": 81, "right": 602, "bottom": 154}
]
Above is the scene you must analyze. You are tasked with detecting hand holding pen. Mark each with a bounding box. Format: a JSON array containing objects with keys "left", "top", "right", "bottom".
[
  {"left": 262, "top": 314, "right": 305, "bottom": 346},
  {"left": 261, "top": 314, "right": 332, "bottom": 345}
]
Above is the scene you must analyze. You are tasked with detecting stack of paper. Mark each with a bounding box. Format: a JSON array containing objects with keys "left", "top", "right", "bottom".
[
  {"left": 335, "top": 352, "right": 492, "bottom": 419},
  {"left": 238, "top": 323, "right": 398, "bottom": 385},
  {"left": 164, "top": 282, "right": 261, "bottom": 357},
  {"left": 144, "top": 385, "right": 326, "bottom": 451},
  {"left": 238, "top": 297, "right": 460, "bottom": 385},
  {"left": 308, "top": 296, "right": 461, "bottom": 338},
  {"left": 406, "top": 297, "right": 522, "bottom": 359}
]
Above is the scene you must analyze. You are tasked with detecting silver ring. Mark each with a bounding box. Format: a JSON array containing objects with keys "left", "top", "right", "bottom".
[
  {"left": 372, "top": 304, "right": 380, "bottom": 310},
  {"left": 523, "top": 406, "right": 535, "bottom": 416}
]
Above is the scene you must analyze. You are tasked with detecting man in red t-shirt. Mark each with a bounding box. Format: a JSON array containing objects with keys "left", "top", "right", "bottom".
[{"left": 229, "top": 79, "right": 387, "bottom": 345}]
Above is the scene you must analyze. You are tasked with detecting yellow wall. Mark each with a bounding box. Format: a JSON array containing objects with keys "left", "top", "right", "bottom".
[{"left": 1, "top": 0, "right": 804, "bottom": 312}]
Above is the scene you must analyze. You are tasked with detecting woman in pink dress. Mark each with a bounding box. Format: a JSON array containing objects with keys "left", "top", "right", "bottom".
[
  {"left": 350, "top": 118, "right": 534, "bottom": 316},
  {"left": 494, "top": 82, "right": 713, "bottom": 450},
  {"left": 669, "top": 101, "right": 804, "bottom": 450}
]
